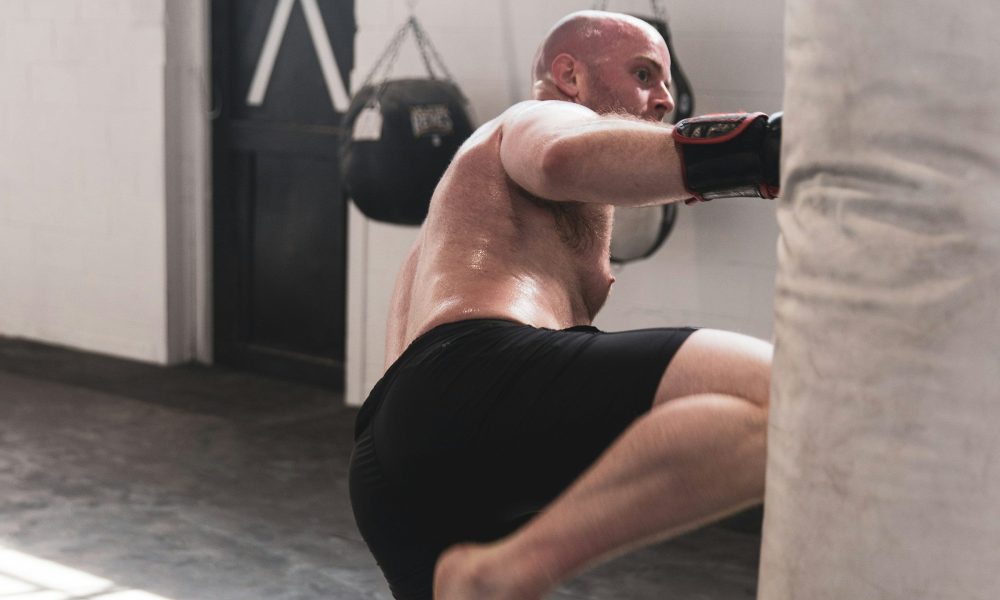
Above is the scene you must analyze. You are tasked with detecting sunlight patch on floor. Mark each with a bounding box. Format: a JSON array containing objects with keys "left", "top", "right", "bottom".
[{"left": 0, "top": 546, "right": 174, "bottom": 600}]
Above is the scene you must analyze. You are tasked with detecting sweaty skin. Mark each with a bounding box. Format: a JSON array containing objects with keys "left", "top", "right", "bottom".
[
  {"left": 385, "top": 12, "right": 690, "bottom": 367},
  {"left": 385, "top": 111, "right": 613, "bottom": 364}
]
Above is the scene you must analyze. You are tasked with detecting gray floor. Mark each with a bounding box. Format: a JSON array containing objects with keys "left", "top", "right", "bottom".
[{"left": 0, "top": 336, "right": 762, "bottom": 599}]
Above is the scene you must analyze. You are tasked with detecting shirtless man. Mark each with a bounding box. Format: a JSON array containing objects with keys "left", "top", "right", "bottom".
[{"left": 349, "top": 10, "right": 779, "bottom": 600}]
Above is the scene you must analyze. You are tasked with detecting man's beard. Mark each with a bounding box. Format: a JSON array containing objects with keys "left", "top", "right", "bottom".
[
  {"left": 589, "top": 71, "right": 636, "bottom": 116},
  {"left": 586, "top": 75, "right": 632, "bottom": 116},
  {"left": 586, "top": 74, "right": 668, "bottom": 122}
]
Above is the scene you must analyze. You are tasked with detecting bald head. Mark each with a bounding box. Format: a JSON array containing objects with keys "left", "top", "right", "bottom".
[
  {"left": 531, "top": 11, "right": 664, "bottom": 84},
  {"left": 528, "top": 10, "right": 673, "bottom": 119}
]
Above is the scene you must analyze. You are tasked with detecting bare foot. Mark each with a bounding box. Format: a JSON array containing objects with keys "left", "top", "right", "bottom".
[{"left": 433, "top": 542, "right": 545, "bottom": 600}]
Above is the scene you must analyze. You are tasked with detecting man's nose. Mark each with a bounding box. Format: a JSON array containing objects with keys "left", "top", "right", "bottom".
[{"left": 652, "top": 83, "right": 675, "bottom": 118}]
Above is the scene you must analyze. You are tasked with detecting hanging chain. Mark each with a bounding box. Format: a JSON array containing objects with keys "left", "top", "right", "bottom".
[
  {"left": 411, "top": 17, "right": 458, "bottom": 83},
  {"left": 649, "top": 0, "right": 667, "bottom": 22},
  {"left": 592, "top": 0, "right": 668, "bottom": 21},
  {"left": 411, "top": 18, "right": 438, "bottom": 79},
  {"left": 358, "top": 18, "right": 412, "bottom": 92},
  {"left": 355, "top": 14, "right": 461, "bottom": 105}
]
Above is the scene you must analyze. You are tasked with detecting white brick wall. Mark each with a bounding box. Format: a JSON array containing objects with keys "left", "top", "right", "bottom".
[
  {"left": 0, "top": 0, "right": 172, "bottom": 362},
  {"left": 347, "top": 0, "right": 784, "bottom": 406}
]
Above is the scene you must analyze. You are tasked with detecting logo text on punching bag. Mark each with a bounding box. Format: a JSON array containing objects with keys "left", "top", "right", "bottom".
[{"left": 410, "top": 105, "right": 454, "bottom": 143}]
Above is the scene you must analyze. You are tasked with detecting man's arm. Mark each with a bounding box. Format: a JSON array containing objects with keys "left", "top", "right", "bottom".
[{"left": 499, "top": 100, "right": 690, "bottom": 206}]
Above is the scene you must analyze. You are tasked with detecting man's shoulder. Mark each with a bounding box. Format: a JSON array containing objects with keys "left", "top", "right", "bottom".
[
  {"left": 493, "top": 100, "right": 601, "bottom": 144},
  {"left": 465, "top": 101, "right": 596, "bottom": 143},
  {"left": 471, "top": 101, "right": 543, "bottom": 136},
  {"left": 501, "top": 100, "right": 546, "bottom": 118},
  {"left": 456, "top": 102, "right": 554, "bottom": 154},
  {"left": 498, "top": 100, "right": 595, "bottom": 123},
  {"left": 454, "top": 100, "right": 597, "bottom": 162}
]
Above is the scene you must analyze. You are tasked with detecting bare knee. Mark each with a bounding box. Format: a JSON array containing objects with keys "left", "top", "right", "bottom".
[
  {"left": 653, "top": 329, "right": 772, "bottom": 408},
  {"left": 641, "top": 393, "right": 769, "bottom": 503}
]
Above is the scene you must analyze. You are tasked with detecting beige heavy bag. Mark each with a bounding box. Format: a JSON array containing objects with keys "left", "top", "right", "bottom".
[{"left": 760, "top": 1, "right": 1000, "bottom": 599}]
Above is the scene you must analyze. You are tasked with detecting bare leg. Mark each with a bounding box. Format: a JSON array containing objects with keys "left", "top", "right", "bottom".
[{"left": 434, "top": 329, "right": 771, "bottom": 599}]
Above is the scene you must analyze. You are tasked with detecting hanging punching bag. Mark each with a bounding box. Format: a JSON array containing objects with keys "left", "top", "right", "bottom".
[
  {"left": 760, "top": 1, "right": 1000, "bottom": 599},
  {"left": 342, "top": 78, "right": 473, "bottom": 225},
  {"left": 341, "top": 17, "right": 474, "bottom": 226}
]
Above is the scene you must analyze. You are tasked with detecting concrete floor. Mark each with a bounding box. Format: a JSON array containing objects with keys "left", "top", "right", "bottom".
[{"left": 0, "top": 336, "right": 762, "bottom": 600}]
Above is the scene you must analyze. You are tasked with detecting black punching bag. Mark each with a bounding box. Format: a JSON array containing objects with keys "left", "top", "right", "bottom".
[
  {"left": 340, "top": 16, "right": 474, "bottom": 226},
  {"left": 341, "top": 79, "right": 473, "bottom": 225}
]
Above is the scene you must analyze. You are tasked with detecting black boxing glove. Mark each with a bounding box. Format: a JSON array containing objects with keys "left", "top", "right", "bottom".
[{"left": 672, "top": 112, "right": 782, "bottom": 204}]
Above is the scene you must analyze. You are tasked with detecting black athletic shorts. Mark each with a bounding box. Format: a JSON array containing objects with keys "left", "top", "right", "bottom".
[{"left": 348, "top": 319, "right": 697, "bottom": 599}]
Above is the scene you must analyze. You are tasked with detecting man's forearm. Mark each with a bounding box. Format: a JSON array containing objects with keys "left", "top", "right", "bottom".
[
  {"left": 499, "top": 102, "right": 692, "bottom": 206},
  {"left": 539, "top": 117, "right": 691, "bottom": 206},
  {"left": 500, "top": 103, "right": 781, "bottom": 206}
]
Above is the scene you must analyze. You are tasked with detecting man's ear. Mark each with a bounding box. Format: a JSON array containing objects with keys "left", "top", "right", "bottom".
[{"left": 550, "top": 53, "right": 580, "bottom": 99}]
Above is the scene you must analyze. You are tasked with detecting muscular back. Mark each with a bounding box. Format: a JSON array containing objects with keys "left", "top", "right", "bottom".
[{"left": 384, "top": 102, "right": 617, "bottom": 366}]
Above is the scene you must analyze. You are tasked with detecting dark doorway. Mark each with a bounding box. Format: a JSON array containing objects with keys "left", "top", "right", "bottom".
[{"left": 211, "top": 0, "right": 355, "bottom": 389}]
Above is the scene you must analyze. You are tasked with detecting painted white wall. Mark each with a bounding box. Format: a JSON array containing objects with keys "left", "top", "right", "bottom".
[
  {"left": 347, "top": 0, "right": 784, "bottom": 406},
  {"left": 0, "top": 0, "right": 210, "bottom": 364}
]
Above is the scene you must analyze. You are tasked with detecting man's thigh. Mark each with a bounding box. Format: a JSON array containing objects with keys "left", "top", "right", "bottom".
[
  {"left": 654, "top": 328, "right": 773, "bottom": 408},
  {"left": 468, "top": 324, "right": 701, "bottom": 527}
]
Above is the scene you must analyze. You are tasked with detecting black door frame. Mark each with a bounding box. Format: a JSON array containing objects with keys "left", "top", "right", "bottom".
[{"left": 210, "top": 0, "right": 353, "bottom": 389}]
